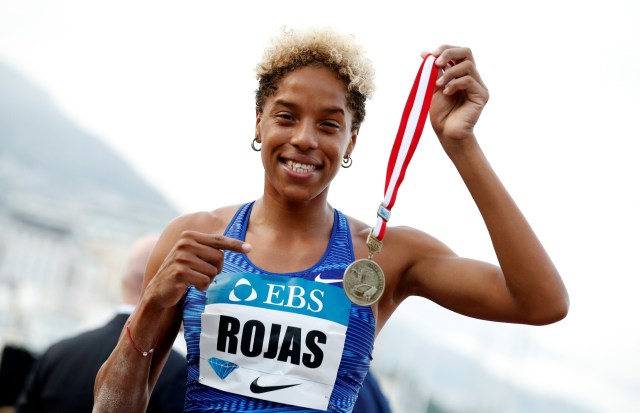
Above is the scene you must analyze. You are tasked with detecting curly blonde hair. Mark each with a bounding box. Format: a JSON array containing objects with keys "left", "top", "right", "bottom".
[{"left": 255, "top": 26, "right": 375, "bottom": 131}]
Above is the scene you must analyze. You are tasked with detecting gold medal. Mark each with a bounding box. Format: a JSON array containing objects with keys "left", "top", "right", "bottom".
[
  {"left": 343, "top": 258, "right": 385, "bottom": 306},
  {"left": 343, "top": 230, "right": 385, "bottom": 306}
]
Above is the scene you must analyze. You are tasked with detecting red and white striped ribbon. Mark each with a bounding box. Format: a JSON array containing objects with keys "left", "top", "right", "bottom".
[{"left": 372, "top": 53, "right": 438, "bottom": 241}]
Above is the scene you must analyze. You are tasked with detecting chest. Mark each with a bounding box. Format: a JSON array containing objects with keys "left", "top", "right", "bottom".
[{"left": 245, "top": 232, "right": 332, "bottom": 273}]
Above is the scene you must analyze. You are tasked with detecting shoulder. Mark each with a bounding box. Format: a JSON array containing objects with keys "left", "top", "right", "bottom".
[
  {"left": 153, "top": 204, "right": 244, "bottom": 249},
  {"left": 344, "top": 213, "right": 370, "bottom": 240},
  {"left": 34, "top": 324, "right": 112, "bottom": 371},
  {"left": 144, "top": 204, "right": 246, "bottom": 280},
  {"left": 384, "top": 225, "right": 454, "bottom": 257},
  {"left": 44, "top": 327, "right": 101, "bottom": 357},
  {"left": 344, "top": 212, "right": 453, "bottom": 262},
  {"left": 164, "top": 204, "right": 244, "bottom": 235},
  {"left": 344, "top": 213, "right": 369, "bottom": 234}
]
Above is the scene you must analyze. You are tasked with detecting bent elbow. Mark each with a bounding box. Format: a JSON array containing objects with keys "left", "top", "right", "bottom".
[{"left": 528, "top": 294, "right": 570, "bottom": 326}]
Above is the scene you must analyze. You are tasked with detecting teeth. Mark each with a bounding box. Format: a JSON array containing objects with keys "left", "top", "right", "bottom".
[{"left": 286, "top": 160, "right": 316, "bottom": 173}]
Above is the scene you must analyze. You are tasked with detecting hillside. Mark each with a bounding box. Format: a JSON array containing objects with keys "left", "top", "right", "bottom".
[{"left": 0, "top": 59, "right": 176, "bottom": 213}]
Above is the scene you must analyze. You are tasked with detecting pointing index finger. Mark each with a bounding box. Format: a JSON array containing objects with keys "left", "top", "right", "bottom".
[{"left": 201, "top": 233, "right": 251, "bottom": 253}]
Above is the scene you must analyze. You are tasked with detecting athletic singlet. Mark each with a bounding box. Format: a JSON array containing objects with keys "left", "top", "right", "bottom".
[{"left": 182, "top": 202, "right": 376, "bottom": 412}]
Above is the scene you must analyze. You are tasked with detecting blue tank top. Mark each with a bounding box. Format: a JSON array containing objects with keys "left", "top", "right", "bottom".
[{"left": 182, "top": 202, "right": 376, "bottom": 412}]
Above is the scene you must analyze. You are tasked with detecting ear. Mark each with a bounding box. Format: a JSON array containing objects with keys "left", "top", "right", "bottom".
[
  {"left": 255, "top": 109, "right": 262, "bottom": 142},
  {"left": 347, "top": 128, "right": 359, "bottom": 155}
]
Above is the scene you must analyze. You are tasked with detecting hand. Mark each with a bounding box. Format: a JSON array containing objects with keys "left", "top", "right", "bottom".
[
  {"left": 422, "top": 45, "right": 489, "bottom": 143},
  {"left": 144, "top": 231, "right": 250, "bottom": 309}
]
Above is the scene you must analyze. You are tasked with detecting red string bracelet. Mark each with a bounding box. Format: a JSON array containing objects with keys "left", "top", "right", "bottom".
[{"left": 126, "top": 321, "right": 158, "bottom": 357}]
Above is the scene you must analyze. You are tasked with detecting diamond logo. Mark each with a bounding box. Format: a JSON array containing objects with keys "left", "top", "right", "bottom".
[{"left": 208, "top": 357, "right": 238, "bottom": 380}]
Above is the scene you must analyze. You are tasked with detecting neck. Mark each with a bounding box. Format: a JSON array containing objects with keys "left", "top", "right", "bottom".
[
  {"left": 245, "top": 194, "right": 335, "bottom": 273},
  {"left": 251, "top": 194, "right": 334, "bottom": 236}
]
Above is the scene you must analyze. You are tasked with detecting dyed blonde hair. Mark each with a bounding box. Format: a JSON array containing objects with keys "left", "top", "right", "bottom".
[{"left": 255, "top": 27, "right": 375, "bottom": 131}]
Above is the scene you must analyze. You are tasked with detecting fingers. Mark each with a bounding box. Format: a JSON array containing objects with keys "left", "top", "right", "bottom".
[
  {"left": 172, "top": 263, "right": 218, "bottom": 292},
  {"left": 435, "top": 60, "right": 483, "bottom": 95},
  {"left": 429, "top": 45, "right": 474, "bottom": 68},
  {"left": 424, "top": 46, "right": 476, "bottom": 80},
  {"left": 165, "top": 231, "right": 250, "bottom": 291},
  {"left": 174, "top": 230, "right": 250, "bottom": 277},
  {"left": 422, "top": 45, "right": 488, "bottom": 99},
  {"left": 184, "top": 231, "right": 251, "bottom": 254}
]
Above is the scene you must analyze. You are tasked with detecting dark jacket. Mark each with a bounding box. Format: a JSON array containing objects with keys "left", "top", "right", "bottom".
[{"left": 16, "top": 313, "right": 187, "bottom": 413}]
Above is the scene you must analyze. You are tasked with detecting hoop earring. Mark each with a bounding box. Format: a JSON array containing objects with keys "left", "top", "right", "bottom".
[
  {"left": 251, "top": 137, "right": 261, "bottom": 152},
  {"left": 341, "top": 154, "right": 352, "bottom": 168}
]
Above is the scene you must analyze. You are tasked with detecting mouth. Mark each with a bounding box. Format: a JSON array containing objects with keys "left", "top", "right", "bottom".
[{"left": 283, "top": 159, "right": 318, "bottom": 173}]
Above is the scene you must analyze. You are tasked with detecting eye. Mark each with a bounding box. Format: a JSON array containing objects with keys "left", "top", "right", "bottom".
[
  {"left": 275, "top": 113, "right": 295, "bottom": 124},
  {"left": 320, "top": 121, "right": 341, "bottom": 131}
]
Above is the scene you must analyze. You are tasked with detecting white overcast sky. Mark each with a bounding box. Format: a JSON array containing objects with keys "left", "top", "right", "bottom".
[{"left": 1, "top": 1, "right": 639, "bottom": 411}]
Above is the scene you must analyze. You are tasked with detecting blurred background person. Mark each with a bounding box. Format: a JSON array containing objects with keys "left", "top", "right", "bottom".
[{"left": 15, "top": 235, "right": 187, "bottom": 413}]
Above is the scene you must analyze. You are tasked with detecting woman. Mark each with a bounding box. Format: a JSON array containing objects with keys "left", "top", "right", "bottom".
[{"left": 94, "top": 27, "right": 569, "bottom": 412}]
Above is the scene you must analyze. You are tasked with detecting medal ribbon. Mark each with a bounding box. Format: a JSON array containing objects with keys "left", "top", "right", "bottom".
[{"left": 372, "top": 54, "right": 439, "bottom": 241}]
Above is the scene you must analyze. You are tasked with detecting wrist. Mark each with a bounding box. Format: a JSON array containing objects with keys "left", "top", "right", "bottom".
[
  {"left": 131, "top": 294, "right": 168, "bottom": 325},
  {"left": 126, "top": 320, "right": 158, "bottom": 357},
  {"left": 441, "top": 134, "right": 482, "bottom": 160},
  {"left": 125, "top": 294, "right": 168, "bottom": 348}
]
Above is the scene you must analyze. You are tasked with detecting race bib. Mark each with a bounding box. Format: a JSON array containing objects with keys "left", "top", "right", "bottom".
[{"left": 199, "top": 272, "right": 351, "bottom": 410}]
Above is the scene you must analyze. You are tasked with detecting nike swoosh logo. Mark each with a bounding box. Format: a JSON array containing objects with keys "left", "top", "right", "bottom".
[
  {"left": 314, "top": 273, "right": 342, "bottom": 283},
  {"left": 249, "top": 377, "right": 301, "bottom": 394}
]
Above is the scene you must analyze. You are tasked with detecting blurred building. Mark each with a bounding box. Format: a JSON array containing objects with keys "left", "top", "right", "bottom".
[{"left": 0, "top": 190, "right": 176, "bottom": 354}]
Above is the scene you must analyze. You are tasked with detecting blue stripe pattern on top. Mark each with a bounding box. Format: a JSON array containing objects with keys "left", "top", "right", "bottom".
[{"left": 182, "top": 202, "right": 376, "bottom": 412}]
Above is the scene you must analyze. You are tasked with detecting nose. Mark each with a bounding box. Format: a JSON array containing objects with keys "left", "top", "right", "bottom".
[{"left": 290, "top": 119, "right": 318, "bottom": 151}]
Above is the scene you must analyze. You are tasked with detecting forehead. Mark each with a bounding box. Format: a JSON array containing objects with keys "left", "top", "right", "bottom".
[{"left": 269, "top": 66, "right": 349, "bottom": 110}]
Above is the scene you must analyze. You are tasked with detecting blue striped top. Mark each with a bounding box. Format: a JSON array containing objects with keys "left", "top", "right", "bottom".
[{"left": 182, "top": 202, "right": 375, "bottom": 412}]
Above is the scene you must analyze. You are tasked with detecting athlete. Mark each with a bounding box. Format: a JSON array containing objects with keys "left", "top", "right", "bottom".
[{"left": 94, "top": 27, "right": 569, "bottom": 412}]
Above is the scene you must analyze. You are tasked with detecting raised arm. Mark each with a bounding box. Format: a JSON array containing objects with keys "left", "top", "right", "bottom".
[
  {"left": 384, "top": 46, "right": 569, "bottom": 326},
  {"left": 93, "top": 213, "right": 250, "bottom": 412}
]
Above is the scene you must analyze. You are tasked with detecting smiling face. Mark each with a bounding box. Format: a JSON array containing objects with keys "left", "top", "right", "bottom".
[{"left": 255, "top": 65, "right": 358, "bottom": 204}]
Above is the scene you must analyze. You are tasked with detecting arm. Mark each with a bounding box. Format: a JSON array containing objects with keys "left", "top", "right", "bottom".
[
  {"left": 93, "top": 213, "right": 250, "bottom": 412},
  {"left": 388, "top": 46, "right": 569, "bottom": 325}
]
